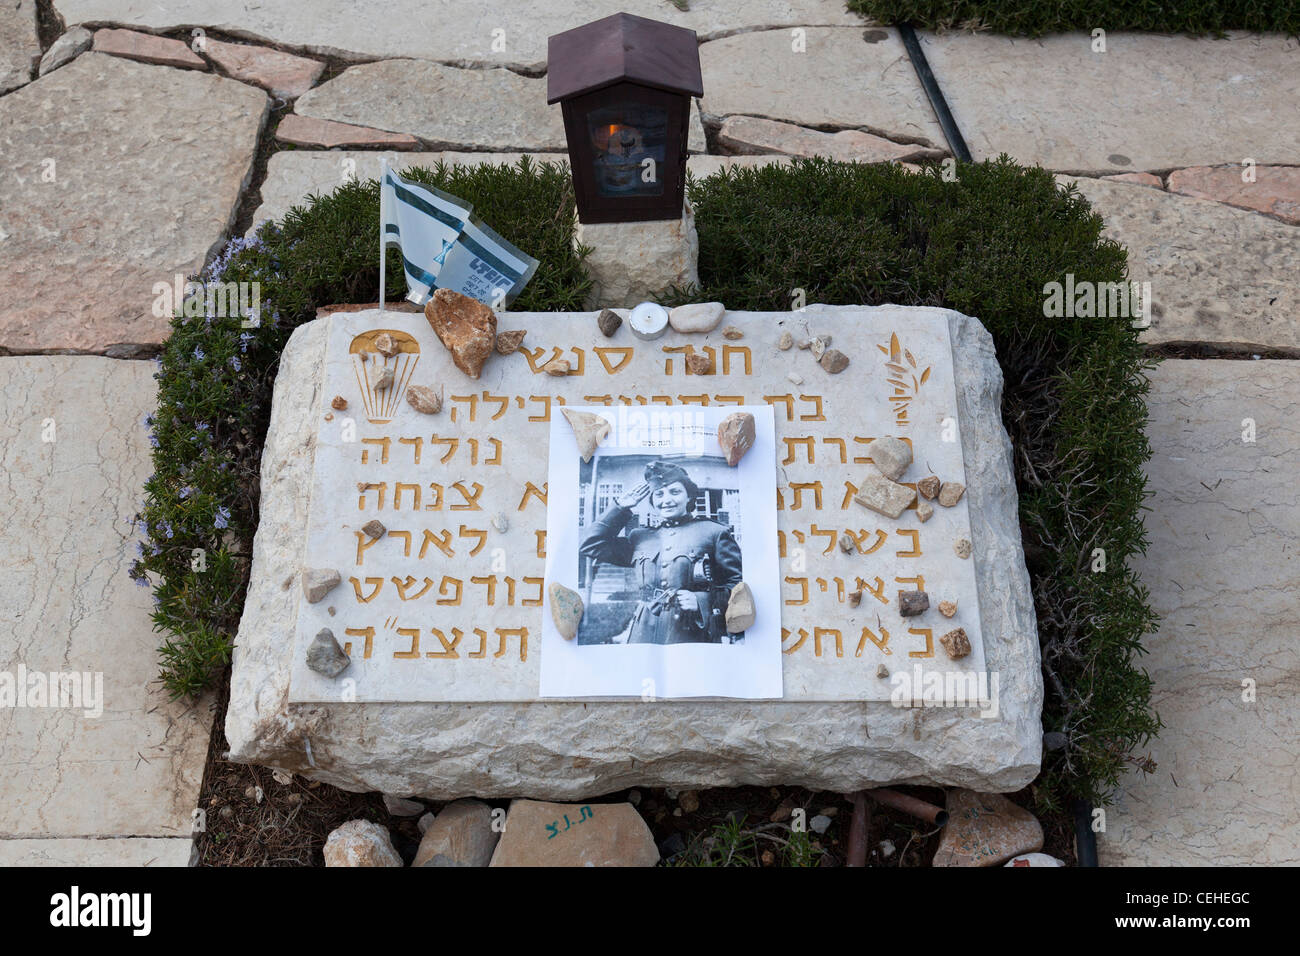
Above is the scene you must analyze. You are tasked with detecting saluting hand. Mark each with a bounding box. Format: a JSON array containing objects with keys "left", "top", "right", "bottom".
[{"left": 614, "top": 482, "right": 652, "bottom": 509}]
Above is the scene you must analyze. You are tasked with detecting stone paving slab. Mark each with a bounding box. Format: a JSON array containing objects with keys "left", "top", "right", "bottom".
[
  {"left": 0, "top": 52, "right": 267, "bottom": 353},
  {"left": 1168, "top": 165, "right": 1300, "bottom": 226},
  {"left": 718, "top": 114, "right": 944, "bottom": 162},
  {"left": 0, "top": 0, "right": 39, "bottom": 94},
  {"left": 0, "top": 357, "right": 211, "bottom": 850},
  {"left": 53, "top": 0, "right": 864, "bottom": 71},
  {"left": 699, "top": 27, "right": 944, "bottom": 148},
  {"left": 1065, "top": 176, "right": 1300, "bottom": 353},
  {"left": 921, "top": 31, "right": 1300, "bottom": 173},
  {"left": 201, "top": 37, "right": 324, "bottom": 100},
  {"left": 92, "top": 27, "right": 207, "bottom": 70},
  {"left": 1099, "top": 360, "right": 1300, "bottom": 866},
  {"left": 294, "top": 59, "right": 705, "bottom": 154},
  {"left": 248, "top": 150, "right": 785, "bottom": 235},
  {"left": 0, "top": 838, "right": 194, "bottom": 866}
]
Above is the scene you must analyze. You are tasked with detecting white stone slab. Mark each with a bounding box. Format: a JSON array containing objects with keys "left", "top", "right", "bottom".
[
  {"left": 1099, "top": 360, "right": 1300, "bottom": 866},
  {"left": 920, "top": 31, "right": 1300, "bottom": 172},
  {"left": 53, "top": 0, "right": 863, "bottom": 71},
  {"left": 285, "top": 308, "right": 988, "bottom": 704},
  {"left": 0, "top": 837, "right": 194, "bottom": 866},
  {"left": 0, "top": 357, "right": 212, "bottom": 839},
  {"left": 229, "top": 305, "right": 1039, "bottom": 797}
]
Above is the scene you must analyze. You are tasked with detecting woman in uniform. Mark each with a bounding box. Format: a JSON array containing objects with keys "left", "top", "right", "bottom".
[{"left": 580, "top": 460, "right": 744, "bottom": 644}]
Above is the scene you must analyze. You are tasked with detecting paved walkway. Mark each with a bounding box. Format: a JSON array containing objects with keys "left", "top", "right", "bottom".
[{"left": 1, "top": 1, "right": 1295, "bottom": 864}]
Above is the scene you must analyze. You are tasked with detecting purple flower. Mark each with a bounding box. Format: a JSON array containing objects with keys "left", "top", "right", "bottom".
[
  {"left": 196, "top": 422, "right": 210, "bottom": 432},
  {"left": 214, "top": 506, "right": 231, "bottom": 530},
  {"left": 135, "top": 575, "right": 150, "bottom": 589},
  {"left": 239, "top": 332, "right": 253, "bottom": 352},
  {"left": 148, "top": 434, "right": 160, "bottom": 449},
  {"left": 179, "top": 485, "right": 194, "bottom": 500},
  {"left": 159, "top": 520, "right": 174, "bottom": 540},
  {"left": 193, "top": 347, "right": 205, "bottom": 361},
  {"left": 229, "top": 356, "right": 241, "bottom": 372}
]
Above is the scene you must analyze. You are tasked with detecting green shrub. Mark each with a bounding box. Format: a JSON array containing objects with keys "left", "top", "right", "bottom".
[
  {"left": 674, "top": 157, "right": 1160, "bottom": 808},
  {"left": 130, "top": 158, "right": 588, "bottom": 697},
  {"left": 847, "top": 0, "right": 1300, "bottom": 35}
]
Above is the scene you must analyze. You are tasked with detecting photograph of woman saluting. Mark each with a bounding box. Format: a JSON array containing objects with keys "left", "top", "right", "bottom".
[{"left": 579, "top": 459, "right": 744, "bottom": 645}]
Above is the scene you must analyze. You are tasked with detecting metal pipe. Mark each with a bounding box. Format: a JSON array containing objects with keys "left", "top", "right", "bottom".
[
  {"left": 897, "top": 23, "right": 972, "bottom": 163},
  {"left": 865, "top": 787, "right": 949, "bottom": 826},
  {"left": 845, "top": 791, "right": 870, "bottom": 867}
]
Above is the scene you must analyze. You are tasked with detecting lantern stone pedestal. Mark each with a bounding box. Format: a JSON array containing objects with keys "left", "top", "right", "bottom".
[{"left": 575, "top": 199, "right": 699, "bottom": 309}]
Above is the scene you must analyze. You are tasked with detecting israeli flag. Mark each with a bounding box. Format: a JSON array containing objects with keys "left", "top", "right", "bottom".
[{"left": 379, "top": 161, "right": 472, "bottom": 306}]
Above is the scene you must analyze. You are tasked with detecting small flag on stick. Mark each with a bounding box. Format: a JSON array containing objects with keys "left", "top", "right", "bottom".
[{"left": 378, "top": 159, "right": 539, "bottom": 315}]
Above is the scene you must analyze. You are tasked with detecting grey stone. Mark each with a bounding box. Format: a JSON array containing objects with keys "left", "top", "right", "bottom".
[
  {"left": 897, "top": 590, "right": 929, "bottom": 617},
  {"left": 809, "top": 814, "right": 832, "bottom": 834},
  {"left": 382, "top": 793, "right": 425, "bottom": 817},
  {"left": 225, "top": 306, "right": 1042, "bottom": 797},
  {"left": 1066, "top": 176, "right": 1300, "bottom": 353},
  {"left": 1042, "top": 731, "right": 1067, "bottom": 751},
  {"left": 818, "top": 348, "right": 850, "bottom": 373},
  {"left": 548, "top": 582, "right": 583, "bottom": 640},
  {"left": 302, "top": 568, "right": 341, "bottom": 603},
  {"left": 916, "top": 500, "right": 934, "bottom": 522},
  {"left": 38, "top": 26, "right": 92, "bottom": 76},
  {"left": 306, "top": 628, "right": 350, "bottom": 678},
  {"left": 323, "top": 820, "right": 402, "bottom": 867},
  {"left": 296, "top": 59, "right": 564, "bottom": 150},
  {"left": 0, "top": 0, "right": 37, "bottom": 93},
  {"left": 700, "top": 28, "right": 944, "bottom": 148},
  {"left": 597, "top": 309, "right": 622, "bottom": 337},
  {"left": 921, "top": 31, "right": 1300, "bottom": 172},
  {"left": 414, "top": 798, "right": 498, "bottom": 866},
  {"left": 853, "top": 471, "right": 916, "bottom": 519},
  {"left": 1005, "top": 852, "right": 1064, "bottom": 867},
  {"left": 725, "top": 581, "right": 756, "bottom": 633},
  {"left": 865, "top": 436, "right": 912, "bottom": 480},
  {"left": 0, "top": 53, "right": 267, "bottom": 352},
  {"left": 417, "top": 811, "right": 436, "bottom": 834},
  {"left": 669, "top": 302, "right": 725, "bottom": 334},
  {"left": 55, "top": 0, "right": 860, "bottom": 72},
  {"left": 0, "top": 357, "right": 210, "bottom": 844},
  {"left": 1099, "top": 361, "right": 1300, "bottom": 866}
]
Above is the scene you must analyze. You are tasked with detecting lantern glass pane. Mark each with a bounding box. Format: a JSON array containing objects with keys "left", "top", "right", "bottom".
[{"left": 586, "top": 104, "right": 667, "bottom": 198}]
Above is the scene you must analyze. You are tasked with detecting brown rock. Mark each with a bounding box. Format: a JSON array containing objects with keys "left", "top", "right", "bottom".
[
  {"left": 414, "top": 798, "right": 499, "bottom": 867},
  {"left": 819, "top": 348, "right": 850, "bottom": 373},
  {"left": 940, "top": 627, "right": 971, "bottom": 660},
  {"left": 489, "top": 800, "right": 658, "bottom": 867},
  {"left": 373, "top": 331, "right": 398, "bottom": 356},
  {"left": 717, "top": 411, "right": 757, "bottom": 466},
  {"left": 685, "top": 351, "right": 714, "bottom": 375},
  {"left": 406, "top": 384, "right": 443, "bottom": 414},
  {"left": 1168, "top": 165, "right": 1300, "bottom": 225},
  {"left": 495, "top": 329, "right": 526, "bottom": 354},
  {"left": 938, "top": 600, "right": 957, "bottom": 618},
  {"left": 848, "top": 589, "right": 863, "bottom": 608},
  {"left": 932, "top": 790, "right": 1042, "bottom": 867},
  {"left": 331, "top": 395, "right": 348, "bottom": 410},
  {"left": 276, "top": 113, "right": 419, "bottom": 148},
  {"left": 898, "top": 590, "right": 929, "bottom": 617},
  {"left": 541, "top": 357, "right": 571, "bottom": 376},
  {"left": 597, "top": 308, "right": 623, "bottom": 337},
  {"left": 917, "top": 475, "right": 941, "bottom": 500},
  {"left": 678, "top": 790, "right": 700, "bottom": 813},
  {"left": 722, "top": 326, "right": 744, "bottom": 339},
  {"left": 876, "top": 663, "right": 889, "bottom": 679},
  {"left": 361, "top": 519, "right": 386, "bottom": 540},
  {"left": 93, "top": 29, "right": 206, "bottom": 71},
  {"left": 938, "top": 481, "right": 966, "bottom": 507},
  {"left": 424, "top": 288, "right": 497, "bottom": 379},
  {"left": 200, "top": 38, "right": 324, "bottom": 100}
]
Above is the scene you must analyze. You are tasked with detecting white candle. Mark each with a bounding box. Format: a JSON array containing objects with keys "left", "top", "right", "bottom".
[{"left": 628, "top": 301, "right": 669, "bottom": 340}]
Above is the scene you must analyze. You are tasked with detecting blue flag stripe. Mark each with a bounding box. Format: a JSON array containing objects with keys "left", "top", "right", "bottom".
[
  {"left": 385, "top": 173, "right": 465, "bottom": 231},
  {"left": 383, "top": 223, "right": 437, "bottom": 289}
]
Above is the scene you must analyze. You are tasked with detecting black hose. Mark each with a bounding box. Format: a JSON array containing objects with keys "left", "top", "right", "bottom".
[
  {"left": 1073, "top": 798, "right": 1100, "bottom": 867},
  {"left": 897, "top": 23, "right": 972, "bottom": 163}
]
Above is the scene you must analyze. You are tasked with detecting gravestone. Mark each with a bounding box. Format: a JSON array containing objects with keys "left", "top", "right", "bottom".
[{"left": 227, "top": 304, "right": 1042, "bottom": 798}]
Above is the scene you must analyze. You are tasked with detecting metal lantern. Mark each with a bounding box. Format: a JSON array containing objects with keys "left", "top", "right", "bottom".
[{"left": 547, "top": 13, "right": 703, "bottom": 224}]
